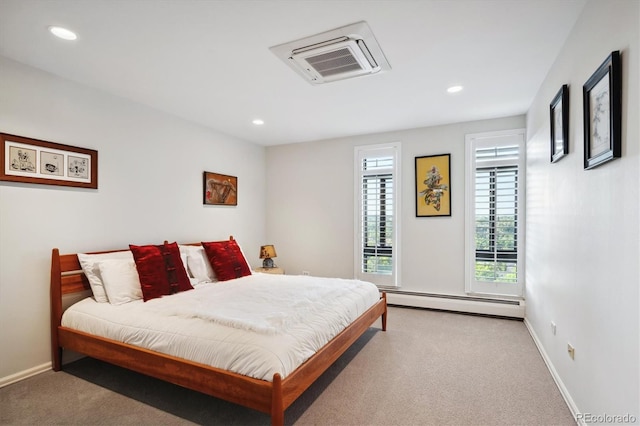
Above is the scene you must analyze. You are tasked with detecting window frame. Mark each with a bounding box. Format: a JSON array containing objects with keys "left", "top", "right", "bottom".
[
  {"left": 354, "top": 143, "right": 401, "bottom": 287},
  {"left": 464, "top": 129, "right": 525, "bottom": 298}
]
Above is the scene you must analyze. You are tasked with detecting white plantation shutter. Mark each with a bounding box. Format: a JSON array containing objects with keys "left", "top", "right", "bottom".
[
  {"left": 465, "top": 130, "right": 525, "bottom": 297},
  {"left": 475, "top": 155, "right": 519, "bottom": 283},
  {"left": 362, "top": 165, "right": 393, "bottom": 275},
  {"left": 355, "top": 144, "right": 400, "bottom": 287}
]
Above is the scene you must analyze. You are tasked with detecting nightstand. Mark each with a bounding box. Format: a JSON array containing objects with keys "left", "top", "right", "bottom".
[{"left": 254, "top": 267, "right": 285, "bottom": 275}]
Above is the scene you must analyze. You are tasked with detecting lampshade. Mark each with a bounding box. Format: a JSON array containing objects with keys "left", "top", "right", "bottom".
[{"left": 259, "top": 245, "right": 277, "bottom": 259}]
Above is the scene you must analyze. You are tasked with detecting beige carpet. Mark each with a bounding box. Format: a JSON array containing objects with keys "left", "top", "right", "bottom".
[{"left": 0, "top": 306, "right": 574, "bottom": 425}]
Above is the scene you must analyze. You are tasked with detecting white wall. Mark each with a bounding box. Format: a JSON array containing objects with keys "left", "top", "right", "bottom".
[
  {"left": 0, "top": 56, "right": 267, "bottom": 381},
  {"left": 525, "top": 0, "right": 639, "bottom": 419},
  {"left": 265, "top": 115, "right": 525, "bottom": 296}
]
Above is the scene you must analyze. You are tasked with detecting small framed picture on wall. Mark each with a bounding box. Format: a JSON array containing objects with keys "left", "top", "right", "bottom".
[
  {"left": 203, "top": 171, "right": 237, "bottom": 205},
  {"left": 415, "top": 153, "right": 451, "bottom": 217},
  {"left": 583, "top": 50, "right": 622, "bottom": 170},
  {"left": 550, "top": 84, "right": 569, "bottom": 163}
]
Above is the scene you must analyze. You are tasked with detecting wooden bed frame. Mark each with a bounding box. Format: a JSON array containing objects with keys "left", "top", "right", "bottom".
[{"left": 50, "top": 242, "right": 387, "bottom": 426}]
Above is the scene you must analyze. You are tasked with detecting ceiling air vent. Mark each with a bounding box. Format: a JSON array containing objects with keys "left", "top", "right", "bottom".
[{"left": 270, "top": 21, "right": 391, "bottom": 84}]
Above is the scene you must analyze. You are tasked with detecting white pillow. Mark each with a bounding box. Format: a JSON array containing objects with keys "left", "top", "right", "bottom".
[
  {"left": 77, "top": 251, "right": 134, "bottom": 303},
  {"left": 238, "top": 243, "right": 253, "bottom": 275},
  {"left": 178, "top": 245, "right": 191, "bottom": 278},
  {"left": 180, "top": 253, "right": 189, "bottom": 276},
  {"left": 183, "top": 245, "right": 217, "bottom": 283},
  {"left": 98, "top": 259, "right": 142, "bottom": 305}
]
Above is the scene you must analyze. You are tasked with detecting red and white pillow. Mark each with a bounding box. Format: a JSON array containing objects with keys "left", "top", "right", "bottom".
[
  {"left": 78, "top": 239, "right": 250, "bottom": 304},
  {"left": 129, "top": 242, "right": 193, "bottom": 302},
  {"left": 201, "top": 239, "right": 252, "bottom": 281}
]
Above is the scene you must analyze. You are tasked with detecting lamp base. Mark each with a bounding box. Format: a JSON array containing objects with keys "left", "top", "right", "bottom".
[{"left": 262, "top": 258, "right": 275, "bottom": 268}]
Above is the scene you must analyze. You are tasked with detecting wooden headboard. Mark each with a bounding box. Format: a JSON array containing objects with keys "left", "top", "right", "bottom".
[{"left": 49, "top": 236, "right": 235, "bottom": 370}]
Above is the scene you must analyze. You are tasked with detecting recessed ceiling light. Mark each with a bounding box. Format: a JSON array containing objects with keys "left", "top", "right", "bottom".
[
  {"left": 48, "top": 26, "right": 77, "bottom": 41},
  {"left": 252, "top": 119, "right": 265, "bottom": 126},
  {"left": 447, "top": 85, "right": 464, "bottom": 94}
]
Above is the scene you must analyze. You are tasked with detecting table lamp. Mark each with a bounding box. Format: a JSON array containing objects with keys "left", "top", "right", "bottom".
[{"left": 259, "top": 245, "right": 277, "bottom": 268}]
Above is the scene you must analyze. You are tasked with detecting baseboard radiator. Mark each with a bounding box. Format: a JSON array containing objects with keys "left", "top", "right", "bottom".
[{"left": 384, "top": 290, "right": 525, "bottom": 318}]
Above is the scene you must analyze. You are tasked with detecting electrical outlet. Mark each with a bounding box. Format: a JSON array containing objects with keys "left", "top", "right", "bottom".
[
  {"left": 567, "top": 343, "right": 575, "bottom": 360},
  {"left": 551, "top": 322, "right": 557, "bottom": 335},
  {"left": 302, "top": 271, "right": 310, "bottom": 276}
]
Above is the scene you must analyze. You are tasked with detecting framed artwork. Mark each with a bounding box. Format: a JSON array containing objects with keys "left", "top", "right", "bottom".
[
  {"left": 415, "top": 154, "right": 451, "bottom": 217},
  {"left": 583, "top": 50, "right": 622, "bottom": 170},
  {"left": 203, "top": 171, "right": 237, "bottom": 205},
  {"left": 550, "top": 84, "right": 569, "bottom": 163},
  {"left": 0, "top": 133, "right": 98, "bottom": 188}
]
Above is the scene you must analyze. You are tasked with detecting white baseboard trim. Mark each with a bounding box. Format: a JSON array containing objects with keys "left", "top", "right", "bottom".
[
  {"left": 386, "top": 291, "right": 525, "bottom": 318},
  {"left": 0, "top": 362, "right": 51, "bottom": 388},
  {"left": 523, "top": 318, "right": 581, "bottom": 425}
]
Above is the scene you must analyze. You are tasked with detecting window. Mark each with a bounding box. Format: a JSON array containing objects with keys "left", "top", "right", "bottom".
[
  {"left": 354, "top": 143, "right": 400, "bottom": 287},
  {"left": 465, "top": 130, "right": 525, "bottom": 297}
]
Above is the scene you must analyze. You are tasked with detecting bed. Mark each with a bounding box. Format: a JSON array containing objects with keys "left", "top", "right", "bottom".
[{"left": 50, "top": 237, "right": 387, "bottom": 425}]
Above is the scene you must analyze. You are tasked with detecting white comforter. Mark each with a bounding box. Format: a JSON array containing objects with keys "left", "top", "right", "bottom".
[{"left": 61, "top": 273, "right": 381, "bottom": 381}]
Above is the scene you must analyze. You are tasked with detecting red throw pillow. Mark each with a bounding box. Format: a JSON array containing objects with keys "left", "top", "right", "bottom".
[
  {"left": 201, "top": 239, "right": 251, "bottom": 281},
  {"left": 130, "top": 242, "right": 193, "bottom": 301}
]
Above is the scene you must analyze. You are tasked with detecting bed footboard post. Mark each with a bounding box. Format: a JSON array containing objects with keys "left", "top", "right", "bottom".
[
  {"left": 381, "top": 292, "right": 387, "bottom": 331},
  {"left": 271, "top": 373, "right": 284, "bottom": 426},
  {"left": 50, "top": 248, "right": 63, "bottom": 371}
]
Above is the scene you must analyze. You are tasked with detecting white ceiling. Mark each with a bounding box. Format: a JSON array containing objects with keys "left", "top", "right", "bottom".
[{"left": 0, "top": 0, "right": 587, "bottom": 146}]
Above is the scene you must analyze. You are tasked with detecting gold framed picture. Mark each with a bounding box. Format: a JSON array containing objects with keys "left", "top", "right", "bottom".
[{"left": 415, "top": 154, "right": 451, "bottom": 217}]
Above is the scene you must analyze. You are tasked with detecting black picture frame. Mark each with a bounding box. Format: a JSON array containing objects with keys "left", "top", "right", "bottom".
[
  {"left": 583, "top": 50, "right": 622, "bottom": 170},
  {"left": 550, "top": 84, "right": 569, "bottom": 163},
  {"left": 203, "top": 171, "right": 237, "bottom": 205}
]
